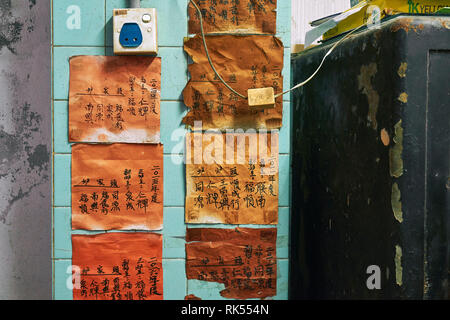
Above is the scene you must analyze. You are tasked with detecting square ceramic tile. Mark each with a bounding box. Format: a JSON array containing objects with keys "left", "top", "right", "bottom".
[
  {"left": 160, "top": 47, "right": 188, "bottom": 100},
  {"left": 278, "top": 154, "right": 290, "bottom": 207},
  {"left": 53, "top": 0, "right": 105, "bottom": 46},
  {"left": 163, "top": 207, "right": 185, "bottom": 259},
  {"left": 163, "top": 259, "right": 187, "bottom": 299},
  {"left": 279, "top": 101, "right": 291, "bottom": 154},
  {"left": 163, "top": 154, "right": 185, "bottom": 206},
  {"left": 283, "top": 48, "right": 291, "bottom": 102},
  {"left": 160, "top": 101, "right": 187, "bottom": 154},
  {"left": 54, "top": 207, "right": 71, "bottom": 259},
  {"left": 274, "top": 259, "right": 288, "bottom": 300},
  {"left": 54, "top": 101, "right": 71, "bottom": 154},
  {"left": 54, "top": 154, "right": 71, "bottom": 207},
  {"left": 277, "top": 207, "right": 290, "bottom": 259},
  {"left": 54, "top": 259, "right": 73, "bottom": 300},
  {"left": 276, "top": 0, "right": 291, "bottom": 48}
]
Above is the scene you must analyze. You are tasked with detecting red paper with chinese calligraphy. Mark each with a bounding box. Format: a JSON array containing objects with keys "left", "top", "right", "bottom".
[
  {"left": 72, "top": 232, "right": 163, "bottom": 300},
  {"left": 186, "top": 227, "right": 277, "bottom": 299},
  {"left": 185, "top": 131, "right": 279, "bottom": 224},
  {"left": 182, "top": 35, "right": 284, "bottom": 130},
  {"left": 69, "top": 55, "right": 161, "bottom": 143},
  {"left": 71, "top": 143, "right": 163, "bottom": 230},
  {"left": 188, "top": 0, "right": 277, "bottom": 34}
]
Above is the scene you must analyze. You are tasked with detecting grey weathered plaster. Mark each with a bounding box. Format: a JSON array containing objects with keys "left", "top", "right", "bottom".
[{"left": 0, "top": 0, "right": 51, "bottom": 299}]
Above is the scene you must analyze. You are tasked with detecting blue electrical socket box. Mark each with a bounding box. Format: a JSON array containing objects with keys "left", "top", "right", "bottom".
[
  {"left": 119, "top": 22, "right": 143, "bottom": 48},
  {"left": 113, "top": 8, "right": 158, "bottom": 55}
]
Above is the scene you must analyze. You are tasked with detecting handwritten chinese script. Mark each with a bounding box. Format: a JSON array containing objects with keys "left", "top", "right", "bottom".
[
  {"left": 71, "top": 143, "right": 163, "bottom": 230},
  {"left": 72, "top": 232, "right": 163, "bottom": 300},
  {"left": 186, "top": 227, "right": 277, "bottom": 299},
  {"left": 69, "top": 55, "right": 161, "bottom": 143}
]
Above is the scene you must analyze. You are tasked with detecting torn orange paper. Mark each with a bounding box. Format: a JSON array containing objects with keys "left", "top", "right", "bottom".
[
  {"left": 185, "top": 131, "right": 279, "bottom": 224},
  {"left": 182, "top": 35, "right": 284, "bottom": 130},
  {"left": 188, "top": 1, "right": 277, "bottom": 34},
  {"left": 72, "top": 232, "right": 163, "bottom": 300},
  {"left": 69, "top": 55, "right": 161, "bottom": 143},
  {"left": 186, "top": 227, "right": 277, "bottom": 299},
  {"left": 71, "top": 144, "right": 163, "bottom": 231}
]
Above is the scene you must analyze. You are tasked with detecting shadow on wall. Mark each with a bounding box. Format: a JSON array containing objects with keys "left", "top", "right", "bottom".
[{"left": 0, "top": 0, "right": 51, "bottom": 299}]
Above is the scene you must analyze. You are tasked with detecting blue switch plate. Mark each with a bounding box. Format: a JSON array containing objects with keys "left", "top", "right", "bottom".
[{"left": 119, "top": 23, "right": 143, "bottom": 48}]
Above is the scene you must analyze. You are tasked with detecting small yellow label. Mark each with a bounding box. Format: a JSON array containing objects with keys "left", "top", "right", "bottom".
[
  {"left": 324, "top": 0, "right": 450, "bottom": 40},
  {"left": 247, "top": 87, "right": 275, "bottom": 110}
]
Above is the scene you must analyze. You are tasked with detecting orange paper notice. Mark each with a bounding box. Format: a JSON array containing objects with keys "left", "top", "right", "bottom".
[
  {"left": 182, "top": 35, "right": 284, "bottom": 130},
  {"left": 188, "top": 0, "right": 277, "bottom": 34},
  {"left": 185, "top": 131, "right": 279, "bottom": 224},
  {"left": 69, "top": 55, "right": 161, "bottom": 143},
  {"left": 72, "top": 232, "right": 163, "bottom": 300},
  {"left": 186, "top": 227, "right": 277, "bottom": 299},
  {"left": 71, "top": 144, "right": 163, "bottom": 230}
]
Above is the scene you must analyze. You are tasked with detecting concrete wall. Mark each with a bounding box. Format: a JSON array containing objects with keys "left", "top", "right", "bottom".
[{"left": 0, "top": 0, "right": 51, "bottom": 299}]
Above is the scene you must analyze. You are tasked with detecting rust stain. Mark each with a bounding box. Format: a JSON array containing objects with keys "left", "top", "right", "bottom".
[
  {"left": 381, "top": 128, "right": 390, "bottom": 146},
  {"left": 440, "top": 19, "right": 450, "bottom": 29},
  {"left": 391, "top": 18, "right": 423, "bottom": 34},
  {"left": 398, "top": 92, "right": 408, "bottom": 103},
  {"left": 391, "top": 18, "right": 413, "bottom": 33},
  {"left": 358, "top": 63, "right": 379, "bottom": 130},
  {"left": 397, "top": 62, "right": 407, "bottom": 78}
]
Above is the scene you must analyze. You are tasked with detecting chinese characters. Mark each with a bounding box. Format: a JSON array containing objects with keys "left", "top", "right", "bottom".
[
  {"left": 72, "top": 233, "right": 163, "bottom": 300},
  {"left": 182, "top": 35, "right": 284, "bottom": 130},
  {"left": 72, "top": 144, "right": 163, "bottom": 230},
  {"left": 188, "top": 0, "right": 277, "bottom": 34},
  {"left": 69, "top": 56, "right": 161, "bottom": 143},
  {"left": 185, "top": 132, "right": 279, "bottom": 224},
  {"left": 186, "top": 227, "right": 277, "bottom": 299}
]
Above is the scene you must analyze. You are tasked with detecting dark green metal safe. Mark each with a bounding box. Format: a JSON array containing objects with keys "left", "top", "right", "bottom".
[{"left": 290, "top": 15, "right": 449, "bottom": 299}]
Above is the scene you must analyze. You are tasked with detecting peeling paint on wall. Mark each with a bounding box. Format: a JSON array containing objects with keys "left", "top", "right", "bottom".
[
  {"left": 358, "top": 63, "right": 379, "bottom": 130},
  {"left": 398, "top": 92, "right": 408, "bottom": 103},
  {"left": 389, "top": 120, "right": 404, "bottom": 178},
  {"left": 397, "top": 62, "right": 407, "bottom": 78},
  {"left": 395, "top": 245, "right": 403, "bottom": 286},
  {"left": 391, "top": 183, "right": 403, "bottom": 223},
  {"left": 380, "top": 128, "right": 390, "bottom": 146}
]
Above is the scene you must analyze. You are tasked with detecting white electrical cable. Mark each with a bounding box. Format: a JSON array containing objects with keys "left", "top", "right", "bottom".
[
  {"left": 190, "top": 0, "right": 381, "bottom": 101},
  {"left": 189, "top": 0, "right": 247, "bottom": 99},
  {"left": 274, "top": 10, "right": 381, "bottom": 98}
]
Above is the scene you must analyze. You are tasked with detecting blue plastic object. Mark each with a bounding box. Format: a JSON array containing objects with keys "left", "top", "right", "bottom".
[{"left": 119, "top": 23, "right": 143, "bottom": 48}]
